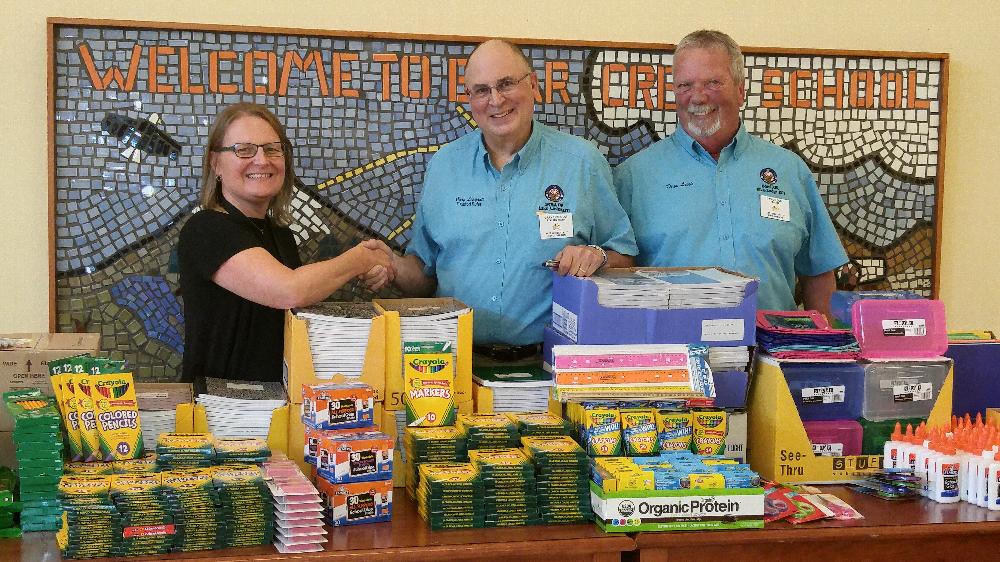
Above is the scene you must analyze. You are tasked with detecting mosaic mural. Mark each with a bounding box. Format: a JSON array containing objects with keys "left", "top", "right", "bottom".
[{"left": 50, "top": 21, "right": 947, "bottom": 380}]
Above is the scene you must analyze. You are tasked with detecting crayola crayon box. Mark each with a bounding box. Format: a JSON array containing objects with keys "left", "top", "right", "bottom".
[{"left": 401, "top": 342, "right": 456, "bottom": 427}]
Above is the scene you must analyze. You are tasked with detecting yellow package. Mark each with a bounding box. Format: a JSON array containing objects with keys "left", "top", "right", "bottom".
[
  {"left": 91, "top": 372, "right": 144, "bottom": 461},
  {"left": 48, "top": 357, "right": 89, "bottom": 461},
  {"left": 72, "top": 373, "right": 102, "bottom": 462},
  {"left": 655, "top": 409, "right": 693, "bottom": 452},
  {"left": 583, "top": 406, "right": 621, "bottom": 456},
  {"left": 621, "top": 408, "right": 659, "bottom": 456},
  {"left": 402, "top": 342, "right": 456, "bottom": 427},
  {"left": 691, "top": 409, "right": 728, "bottom": 455}
]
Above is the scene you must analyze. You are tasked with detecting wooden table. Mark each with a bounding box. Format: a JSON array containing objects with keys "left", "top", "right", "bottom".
[
  {"left": 5, "top": 491, "right": 634, "bottom": 562},
  {"left": 631, "top": 485, "right": 1000, "bottom": 561}
]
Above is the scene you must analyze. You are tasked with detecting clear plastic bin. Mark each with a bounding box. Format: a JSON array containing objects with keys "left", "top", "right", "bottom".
[
  {"left": 852, "top": 299, "right": 947, "bottom": 359},
  {"left": 803, "top": 419, "right": 863, "bottom": 456},
  {"left": 829, "top": 290, "right": 921, "bottom": 328},
  {"left": 782, "top": 362, "right": 864, "bottom": 421},
  {"left": 862, "top": 361, "right": 949, "bottom": 421}
]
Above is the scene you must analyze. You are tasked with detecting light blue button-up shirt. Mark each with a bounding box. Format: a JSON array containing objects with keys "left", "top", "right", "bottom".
[
  {"left": 407, "top": 121, "right": 637, "bottom": 345},
  {"left": 614, "top": 123, "right": 847, "bottom": 311}
]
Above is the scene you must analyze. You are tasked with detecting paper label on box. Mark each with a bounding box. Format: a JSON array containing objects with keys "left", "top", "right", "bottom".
[
  {"left": 227, "top": 382, "right": 265, "bottom": 391},
  {"left": 892, "top": 382, "right": 932, "bottom": 402},
  {"left": 800, "top": 385, "right": 845, "bottom": 404},
  {"left": 881, "top": 319, "right": 927, "bottom": 337},
  {"left": 812, "top": 443, "right": 844, "bottom": 456},
  {"left": 135, "top": 392, "right": 169, "bottom": 399},
  {"left": 700, "top": 319, "right": 744, "bottom": 342},
  {"left": 552, "top": 302, "right": 578, "bottom": 342}
]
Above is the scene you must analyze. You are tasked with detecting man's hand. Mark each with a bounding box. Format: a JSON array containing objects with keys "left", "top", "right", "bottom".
[
  {"left": 358, "top": 240, "right": 397, "bottom": 292},
  {"left": 553, "top": 245, "right": 606, "bottom": 277}
]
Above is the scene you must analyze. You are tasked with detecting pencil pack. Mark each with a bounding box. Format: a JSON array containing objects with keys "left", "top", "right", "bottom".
[{"left": 91, "top": 372, "right": 144, "bottom": 461}]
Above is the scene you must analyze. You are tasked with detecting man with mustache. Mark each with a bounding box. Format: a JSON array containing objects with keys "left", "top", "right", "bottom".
[
  {"left": 368, "top": 39, "right": 636, "bottom": 357},
  {"left": 614, "top": 30, "right": 847, "bottom": 317}
]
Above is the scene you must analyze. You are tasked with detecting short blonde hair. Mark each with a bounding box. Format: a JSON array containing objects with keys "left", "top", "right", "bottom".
[{"left": 200, "top": 103, "right": 295, "bottom": 226}]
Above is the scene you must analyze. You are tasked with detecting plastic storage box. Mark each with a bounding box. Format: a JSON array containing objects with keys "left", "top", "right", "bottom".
[
  {"left": 862, "top": 361, "right": 950, "bottom": 421},
  {"left": 782, "top": 362, "right": 865, "bottom": 421},
  {"left": 802, "top": 419, "right": 863, "bottom": 457},
  {"left": 829, "top": 290, "right": 921, "bottom": 328},
  {"left": 858, "top": 416, "right": 926, "bottom": 455},
  {"left": 852, "top": 299, "right": 947, "bottom": 360}
]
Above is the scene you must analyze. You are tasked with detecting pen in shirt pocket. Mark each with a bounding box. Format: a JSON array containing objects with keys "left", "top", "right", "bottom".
[{"left": 543, "top": 259, "right": 559, "bottom": 269}]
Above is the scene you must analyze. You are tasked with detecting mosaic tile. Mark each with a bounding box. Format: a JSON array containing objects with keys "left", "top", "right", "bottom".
[{"left": 54, "top": 25, "right": 945, "bottom": 380}]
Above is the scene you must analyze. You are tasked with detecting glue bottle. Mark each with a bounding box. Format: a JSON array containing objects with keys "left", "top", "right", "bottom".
[
  {"left": 976, "top": 447, "right": 997, "bottom": 507},
  {"left": 930, "top": 442, "right": 961, "bottom": 503},
  {"left": 987, "top": 452, "right": 1000, "bottom": 511},
  {"left": 883, "top": 422, "right": 905, "bottom": 470}
]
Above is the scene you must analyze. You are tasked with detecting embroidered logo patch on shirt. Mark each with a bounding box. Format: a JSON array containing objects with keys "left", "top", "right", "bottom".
[
  {"left": 544, "top": 184, "right": 564, "bottom": 203},
  {"left": 760, "top": 168, "right": 778, "bottom": 185}
]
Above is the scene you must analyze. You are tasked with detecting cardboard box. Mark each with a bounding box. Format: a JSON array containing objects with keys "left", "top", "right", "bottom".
[
  {"left": 0, "top": 332, "right": 101, "bottom": 431},
  {"left": 283, "top": 310, "right": 386, "bottom": 404},
  {"left": 550, "top": 268, "right": 757, "bottom": 346},
  {"left": 374, "top": 298, "right": 473, "bottom": 411},
  {"left": 590, "top": 483, "right": 764, "bottom": 532},
  {"left": 135, "top": 383, "right": 192, "bottom": 411},
  {"left": 748, "top": 355, "right": 953, "bottom": 483}
]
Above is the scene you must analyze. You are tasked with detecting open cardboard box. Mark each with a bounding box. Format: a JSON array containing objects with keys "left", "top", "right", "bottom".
[{"left": 282, "top": 309, "right": 386, "bottom": 404}]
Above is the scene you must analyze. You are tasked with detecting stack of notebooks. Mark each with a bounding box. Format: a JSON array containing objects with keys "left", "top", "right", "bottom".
[
  {"left": 380, "top": 300, "right": 470, "bottom": 374},
  {"left": 756, "top": 311, "right": 860, "bottom": 360},
  {"left": 472, "top": 366, "right": 553, "bottom": 413},
  {"left": 136, "top": 385, "right": 193, "bottom": 451},
  {"left": 263, "top": 457, "right": 326, "bottom": 554},
  {"left": 196, "top": 377, "right": 286, "bottom": 439},
  {"left": 590, "top": 268, "right": 754, "bottom": 309},
  {"left": 548, "top": 344, "right": 715, "bottom": 401},
  {"left": 296, "top": 302, "right": 378, "bottom": 379}
]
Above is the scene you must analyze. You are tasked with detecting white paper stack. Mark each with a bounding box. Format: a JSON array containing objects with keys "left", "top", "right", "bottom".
[
  {"left": 473, "top": 370, "right": 552, "bottom": 413},
  {"left": 707, "top": 346, "right": 751, "bottom": 372},
  {"left": 296, "top": 302, "right": 378, "bottom": 380},
  {"left": 264, "top": 458, "right": 327, "bottom": 554},
  {"left": 590, "top": 268, "right": 753, "bottom": 309},
  {"left": 380, "top": 301, "right": 470, "bottom": 374},
  {"left": 138, "top": 410, "right": 176, "bottom": 450},
  {"left": 197, "top": 377, "right": 286, "bottom": 439}
]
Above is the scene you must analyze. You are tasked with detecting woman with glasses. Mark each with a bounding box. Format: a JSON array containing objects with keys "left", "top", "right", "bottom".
[{"left": 177, "top": 102, "right": 394, "bottom": 383}]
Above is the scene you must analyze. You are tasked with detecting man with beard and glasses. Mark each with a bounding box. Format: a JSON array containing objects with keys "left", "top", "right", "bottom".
[
  {"left": 614, "top": 30, "right": 847, "bottom": 318},
  {"left": 364, "top": 39, "right": 636, "bottom": 359}
]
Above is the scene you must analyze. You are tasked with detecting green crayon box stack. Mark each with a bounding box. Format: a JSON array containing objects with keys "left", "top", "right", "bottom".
[{"left": 4, "top": 389, "right": 64, "bottom": 531}]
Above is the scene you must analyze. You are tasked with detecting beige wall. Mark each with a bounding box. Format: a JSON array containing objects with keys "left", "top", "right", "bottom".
[{"left": 1, "top": 0, "right": 997, "bottom": 333}]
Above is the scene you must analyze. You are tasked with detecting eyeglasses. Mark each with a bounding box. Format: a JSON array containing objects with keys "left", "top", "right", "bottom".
[
  {"left": 213, "top": 142, "right": 286, "bottom": 159},
  {"left": 466, "top": 72, "right": 532, "bottom": 101}
]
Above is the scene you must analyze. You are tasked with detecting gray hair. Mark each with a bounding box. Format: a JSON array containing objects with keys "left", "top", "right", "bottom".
[{"left": 675, "top": 30, "right": 745, "bottom": 85}]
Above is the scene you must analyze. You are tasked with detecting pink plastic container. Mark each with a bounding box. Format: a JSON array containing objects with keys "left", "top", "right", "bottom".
[
  {"left": 802, "top": 419, "right": 862, "bottom": 457},
  {"left": 851, "top": 299, "right": 947, "bottom": 359}
]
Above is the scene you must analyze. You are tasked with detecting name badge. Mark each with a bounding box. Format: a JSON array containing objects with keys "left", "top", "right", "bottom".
[
  {"left": 538, "top": 212, "right": 573, "bottom": 239},
  {"left": 760, "top": 195, "right": 790, "bottom": 222}
]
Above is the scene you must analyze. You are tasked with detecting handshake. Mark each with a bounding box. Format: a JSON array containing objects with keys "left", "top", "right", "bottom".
[{"left": 351, "top": 239, "right": 398, "bottom": 292}]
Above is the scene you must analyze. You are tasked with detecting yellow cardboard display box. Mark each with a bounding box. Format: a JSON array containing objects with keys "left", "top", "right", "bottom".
[
  {"left": 373, "top": 298, "right": 473, "bottom": 411},
  {"left": 282, "top": 309, "right": 387, "bottom": 405},
  {"left": 749, "top": 355, "right": 953, "bottom": 483}
]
